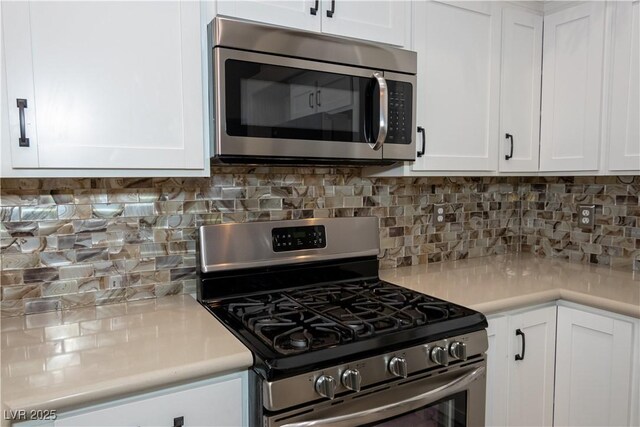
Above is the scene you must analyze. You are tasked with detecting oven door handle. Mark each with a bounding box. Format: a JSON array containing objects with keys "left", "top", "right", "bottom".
[{"left": 282, "top": 366, "right": 485, "bottom": 427}]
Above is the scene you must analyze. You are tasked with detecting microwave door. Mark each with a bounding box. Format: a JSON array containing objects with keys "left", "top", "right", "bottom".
[
  {"left": 214, "top": 48, "right": 384, "bottom": 162},
  {"left": 381, "top": 71, "right": 417, "bottom": 161}
]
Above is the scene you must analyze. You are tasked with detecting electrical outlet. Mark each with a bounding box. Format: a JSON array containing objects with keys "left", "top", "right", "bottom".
[
  {"left": 108, "top": 276, "right": 122, "bottom": 289},
  {"left": 578, "top": 205, "right": 595, "bottom": 230},
  {"left": 433, "top": 204, "right": 446, "bottom": 225}
]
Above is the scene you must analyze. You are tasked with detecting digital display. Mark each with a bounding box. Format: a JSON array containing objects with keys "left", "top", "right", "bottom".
[{"left": 272, "top": 225, "right": 326, "bottom": 252}]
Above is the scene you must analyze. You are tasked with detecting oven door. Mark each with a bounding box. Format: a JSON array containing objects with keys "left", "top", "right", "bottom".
[
  {"left": 267, "top": 362, "right": 485, "bottom": 427},
  {"left": 213, "top": 48, "right": 397, "bottom": 163}
]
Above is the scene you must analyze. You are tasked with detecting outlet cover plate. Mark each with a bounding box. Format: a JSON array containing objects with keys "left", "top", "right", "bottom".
[
  {"left": 433, "top": 204, "right": 446, "bottom": 225},
  {"left": 578, "top": 205, "right": 595, "bottom": 230}
]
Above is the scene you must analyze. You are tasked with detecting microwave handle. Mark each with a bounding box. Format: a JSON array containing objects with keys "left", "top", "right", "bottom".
[
  {"left": 282, "top": 366, "right": 485, "bottom": 427},
  {"left": 369, "top": 72, "right": 388, "bottom": 151}
]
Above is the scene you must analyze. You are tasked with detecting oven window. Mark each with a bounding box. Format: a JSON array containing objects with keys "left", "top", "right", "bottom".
[
  {"left": 364, "top": 392, "right": 467, "bottom": 427},
  {"left": 224, "top": 59, "right": 372, "bottom": 142}
]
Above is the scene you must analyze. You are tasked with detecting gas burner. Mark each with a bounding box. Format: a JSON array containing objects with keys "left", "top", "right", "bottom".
[
  {"left": 216, "top": 280, "right": 476, "bottom": 355},
  {"left": 274, "top": 325, "right": 345, "bottom": 354},
  {"left": 289, "top": 331, "right": 310, "bottom": 348}
]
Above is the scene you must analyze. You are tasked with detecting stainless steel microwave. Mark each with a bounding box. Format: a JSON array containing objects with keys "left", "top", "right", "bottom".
[{"left": 208, "top": 17, "right": 417, "bottom": 165}]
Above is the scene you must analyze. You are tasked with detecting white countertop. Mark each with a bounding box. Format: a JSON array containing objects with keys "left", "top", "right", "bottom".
[
  {"left": 2, "top": 253, "right": 638, "bottom": 424},
  {"left": 381, "top": 253, "right": 640, "bottom": 318},
  {"left": 0, "top": 295, "right": 253, "bottom": 424}
]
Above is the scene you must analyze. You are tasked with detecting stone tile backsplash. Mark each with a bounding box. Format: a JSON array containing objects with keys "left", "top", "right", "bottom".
[
  {"left": 520, "top": 176, "right": 640, "bottom": 271},
  {"left": 0, "top": 169, "right": 637, "bottom": 317}
]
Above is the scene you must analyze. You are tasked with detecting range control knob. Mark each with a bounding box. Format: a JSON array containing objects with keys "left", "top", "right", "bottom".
[
  {"left": 449, "top": 341, "right": 467, "bottom": 361},
  {"left": 314, "top": 375, "right": 336, "bottom": 400},
  {"left": 430, "top": 346, "right": 449, "bottom": 366},
  {"left": 388, "top": 356, "right": 408, "bottom": 378},
  {"left": 341, "top": 368, "right": 362, "bottom": 392}
]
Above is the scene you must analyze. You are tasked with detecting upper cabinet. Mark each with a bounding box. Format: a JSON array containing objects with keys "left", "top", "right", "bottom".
[
  {"left": 539, "top": 3, "right": 606, "bottom": 172},
  {"left": 498, "top": 7, "right": 543, "bottom": 172},
  {"left": 216, "top": 0, "right": 409, "bottom": 48},
  {"left": 215, "top": 1, "right": 321, "bottom": 33},
  {"left": 370, "top": 1, "right": 638, "bottom": 178},
  {"left": 1, "top": 1, "right": 208, "bottom": 177},
  {"left": 607, "top": 0, "right": 640, "bottom": 172},
  {"left": 412, "top": 1, "right": 501, "bottom": 172}
]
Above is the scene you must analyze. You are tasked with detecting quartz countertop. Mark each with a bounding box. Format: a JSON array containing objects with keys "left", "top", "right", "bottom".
[
  {"left": 2, "top": 254, "right": 638, "bottom": 425},
  {"left": 0, "top": 295, "right": 253, "bottom": 424},
  {"left": 381, "top": 253, "right": 640, "bottom": 319}
]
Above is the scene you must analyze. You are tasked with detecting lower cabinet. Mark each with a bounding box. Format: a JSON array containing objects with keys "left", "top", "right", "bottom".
[
  {"left": 486, "top": 303, "right": 639, "bottom": 427},
  {"left": 555, "top": 306, "right": 636, "bottom": 427},
  {"left": 48, "top": 371, "right": 247, "bottom": 427},
  {"left": 486, "top": 305, "right": 556, "bottom": 427}
]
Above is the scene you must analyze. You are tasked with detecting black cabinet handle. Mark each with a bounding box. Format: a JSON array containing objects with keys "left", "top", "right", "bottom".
[
  {"left": 316, "top": 89, "right": 321, "bottom": 107},
  {"left": 309, "top": 93, "right": 314, "bottom": 109},
  {"left": 326, "top": 0, "right": 335, "bottom": 17},
  {"left": 310, "top": 0, "right": 319, "bottom": 15},
  {"left": 173, "top": 416, "right": 184, "bottom": 427},
  {"left": 505, "top": 133, "right": 513, "bottom": 160},
  {"left": 17, "top": 99, "right": 29, "bottom": 147},
  {"left": 515, "top": 329, "right": 526, "bottom": 361},
  {"left": 416, "top": 126, "right": 426, "bottom": 157}
]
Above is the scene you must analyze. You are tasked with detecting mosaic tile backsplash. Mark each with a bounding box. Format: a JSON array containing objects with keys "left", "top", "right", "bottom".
[
  {"left": 0, "top": 169, "right": 637, "bottom": 317},
  {"left": 520, "top": 176, "right": 640, "bottom": 271}
]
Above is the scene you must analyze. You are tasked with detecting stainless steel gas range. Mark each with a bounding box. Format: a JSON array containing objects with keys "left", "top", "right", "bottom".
[{"left": 197, "top": 217, "right": 488, "bottom": 427}]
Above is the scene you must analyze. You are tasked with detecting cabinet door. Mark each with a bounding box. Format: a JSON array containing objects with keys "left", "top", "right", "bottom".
[
  {"left": 216, "top": 1, "right": 321, "bottom": 33},
  {"left": 54, "top": 374, "right": 245, "bottom": 426},
  {"left": 2, "top": 1, "right": 205, "bottom": 172},
  {"left": 319, "top": 0, "right": 409, "bottom": 47},
  {"left": 412, "top": 1, "right": 501, "bottom": 172},
  {"left": 555, "top": 306, "right": 635, "bottom": 427},
  {"left": 486, "top": 316, "right": 509, "bottom": 427},
  {"left": 506, "top": 306, "right": 556, "bottom": 427},
  {"left": 607, "top": 0, "right": 640, "bottom": 172},
  {"left": 498, "top": 8, "right": 542, "bottom": 172},
  {"left": 539, "top": 3, "right": 605, "bottom": 172}
]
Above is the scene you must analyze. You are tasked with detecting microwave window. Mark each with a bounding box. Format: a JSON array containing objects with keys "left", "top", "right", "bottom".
[{"left": 225, "top": 60, "right": 371, "bottom": 143}]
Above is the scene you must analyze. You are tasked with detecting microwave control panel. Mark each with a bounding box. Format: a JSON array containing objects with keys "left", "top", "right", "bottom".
[
  {"left": 272, "top": 225, "right": 326, "bottom": 252},
  {"left": 386, "top": 81, "right": 413, "bottom": 145}
]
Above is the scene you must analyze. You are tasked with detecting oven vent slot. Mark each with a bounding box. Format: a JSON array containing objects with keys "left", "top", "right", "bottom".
[
  {"left": 274, "top": 408, "right": 314, "bottom": 423},
  {"left": 330, "top": 399, "right": 345, "bottom": 406},
  {"left": 460, "top": 356, "right": 485, "bottom": 369},
  {"left": 351, "top": 386, "right": 390, "bottom": 400},
  {"left": 397, "top": 372, "right": 433, "bottom": 386}
]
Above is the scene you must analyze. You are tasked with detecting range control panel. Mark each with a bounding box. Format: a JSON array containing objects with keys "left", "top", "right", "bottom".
[{"left": 272, "top": 225, "right": 326, "bottom": 252}]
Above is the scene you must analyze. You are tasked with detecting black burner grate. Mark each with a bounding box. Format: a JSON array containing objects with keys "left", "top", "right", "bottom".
[{"left": 217, "top": 281, "right": 470, "bottom": 355}]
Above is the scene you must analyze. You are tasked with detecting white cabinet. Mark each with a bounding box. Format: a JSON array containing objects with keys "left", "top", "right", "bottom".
[
  {"left": 506, "top": 306, "right": 556, "bottom": 427},
  {"left": 216, "top": 0, "right": 409, "bottom": 47},
  {"left": 555, "top": 305, "right": 636, "bottom": 427},
  {"left": 50, "top": 372, "right": 247, "bottom": 427},
  {"left": 539, "top": 3, "right": 606, "bottom": 172},
  {"left": 1, "top": 1, "right": 208, "bottom": 177},
  {"left": 320, "top": 1, "right": 408, "bottom": 48},
  {"left": 412, "top": 1, "right": 501, "bottom": 172},
  {"left": 498, "top": 7, "right": 543, "bottom": 172},
  {"left": 216, "top": 1, "right": 321, "bottom": 33},
  {"left": 486, "top": 316, "right": 509, "bottom": 427},
  {"left": 486, "top": 302, "right": 639, "bottom": 427},
  {"left": 486, "top": 305, "right": 556, "bottom": 427},
  {"left": 607, "top": 0, "right": 640, "bottom": 172}
]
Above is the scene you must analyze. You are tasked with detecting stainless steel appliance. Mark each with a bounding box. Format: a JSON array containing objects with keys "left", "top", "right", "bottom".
[
  {"left": 197, "top": 217, "right": 487, "bottom": 426},
  {"left": 208, "top": 17, "right": 417, "bottom": 165}
]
